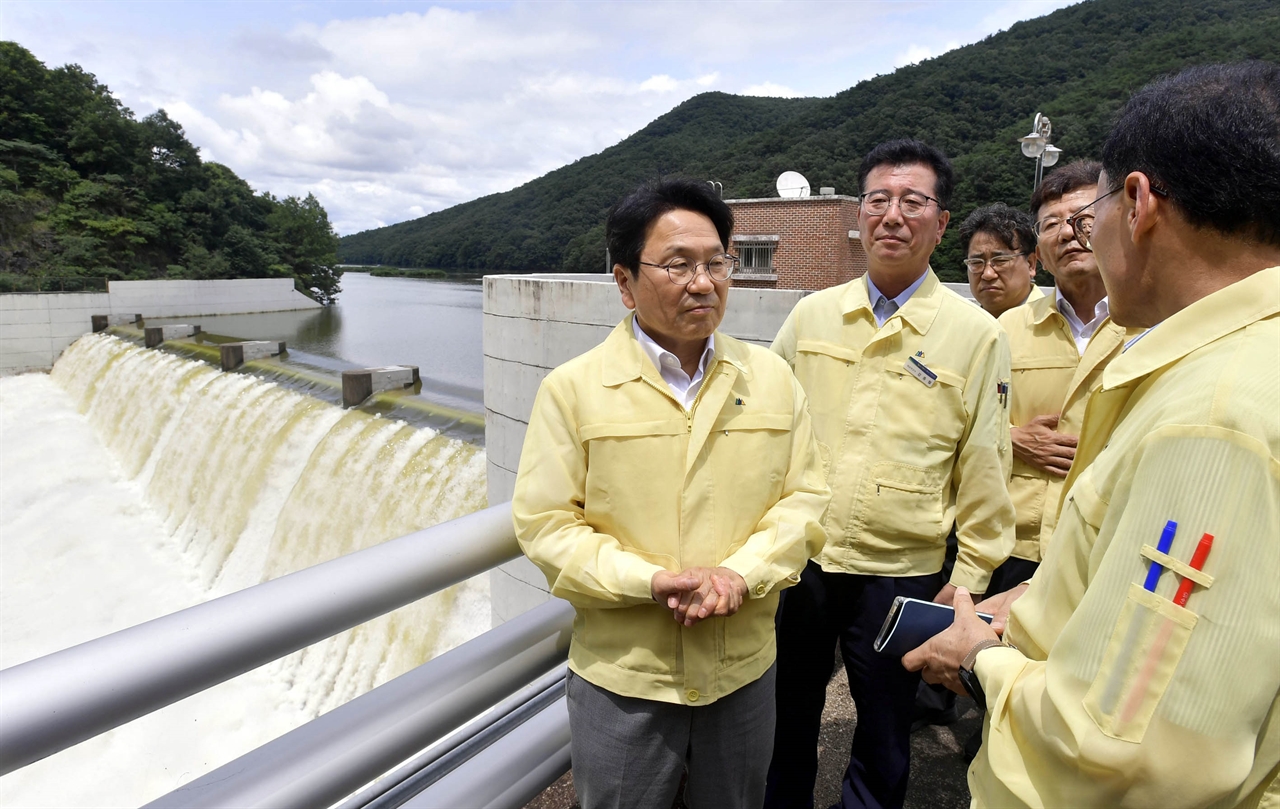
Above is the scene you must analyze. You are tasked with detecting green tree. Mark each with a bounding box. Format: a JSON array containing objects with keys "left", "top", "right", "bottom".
[
  {"left": 266, "top": 193, "right": 342, "bottom": 304},
  {"left": 0, "top": 42, "right": 345, "bottom": 301}
]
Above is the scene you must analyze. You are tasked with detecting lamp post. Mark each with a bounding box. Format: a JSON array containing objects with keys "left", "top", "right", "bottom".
[{"left": 1018, "top": 113, "right": 1062, "bottom": 191}]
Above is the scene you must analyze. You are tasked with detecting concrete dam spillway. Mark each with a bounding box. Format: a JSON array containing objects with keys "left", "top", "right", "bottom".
[{"left": 0, "top": 332, "right": 491, "bottom": 807}]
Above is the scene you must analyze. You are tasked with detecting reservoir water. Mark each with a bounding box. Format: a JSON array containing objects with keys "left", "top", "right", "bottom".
[
  {"left": 148, "top": 272, "right": 485, "bottom": 418},
  {"left": 0, "top": 274, "right": 491, "bottom": 807}
]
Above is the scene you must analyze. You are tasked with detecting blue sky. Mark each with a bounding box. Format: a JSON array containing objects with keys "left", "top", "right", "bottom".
[{"left": 4, "top": 1, "right": 1078, "bottom": 234}]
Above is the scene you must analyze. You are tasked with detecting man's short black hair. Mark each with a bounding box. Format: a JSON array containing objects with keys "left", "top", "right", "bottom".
[
  {"left": 606, "top": 178, "right": 734, "bottom": 276},
  {"left": 959, "top": 203, "right": 1037, "bottom": 256},
  {"left": 856, "top": 139, "right": 955, "bottom": 211},
  {"left": 1101, "top": 61, "right": 1280, "bottom": 247},
  {"left": 1030, "top": 160, "right": 1102, "bottom": 218}
]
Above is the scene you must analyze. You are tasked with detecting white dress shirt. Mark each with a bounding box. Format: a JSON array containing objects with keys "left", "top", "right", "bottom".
[
  {"left": 1055, "top": 287, "right": 1110, "bottom": 355},
  {"left": 866, "top": 271, "right": 929, "bottom": 327},
  {"left": 633, "top": 317, "right": 716, "bottom": 410}
]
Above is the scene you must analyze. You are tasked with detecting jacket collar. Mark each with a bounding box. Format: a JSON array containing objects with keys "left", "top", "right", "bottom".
[
  {"left": 840, "top": 268, "right": 943, "bottom": 335},
  {"left": 1102, "top": 266, "right": 1280, "bottom": 389},
  {"left": 601, "top": 313, "right": 749, "bottom": 388},
  {"left": 1028, "top": 293, "right": 1063, "bottom": 327}
]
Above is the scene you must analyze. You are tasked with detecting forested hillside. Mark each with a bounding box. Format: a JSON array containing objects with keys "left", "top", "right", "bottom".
[
  {"left": 0, "top": 43, "right": 343, "bottom": 303},
  {"left": 339, "top": 0, "right": 1280, "bottom": 281}
]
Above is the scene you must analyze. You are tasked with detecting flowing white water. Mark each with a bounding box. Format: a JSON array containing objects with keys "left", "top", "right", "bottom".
[{"left": 0, "top": 333, "right": 491, "bottom": 807}]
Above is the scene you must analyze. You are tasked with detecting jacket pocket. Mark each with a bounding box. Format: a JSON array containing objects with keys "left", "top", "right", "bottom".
[
  {"left": 710, "top": 411, "right": 794, "bottom": 556},
  {"left": 855, "top": 461, "right": 945, "bottom": 548},
  {"left": 1083, "top": 582, "right": 1198, "bottom": 743},
  {"left": 580, "top": 419, "right": 686, "bottom": 557}
]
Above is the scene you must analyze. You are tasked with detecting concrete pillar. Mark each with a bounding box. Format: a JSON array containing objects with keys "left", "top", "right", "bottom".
[
  {"left": 341, "top": 365, "right": 421, "bottom": 408},
  {"left": 91, "top": 314, "right": 142, "bottom": 332},
  {"left": 144, "top": 325, "right": 201, "bottom": 348},
  {"left": 220, "top": 341, "right": 286, "bottom": 371}
]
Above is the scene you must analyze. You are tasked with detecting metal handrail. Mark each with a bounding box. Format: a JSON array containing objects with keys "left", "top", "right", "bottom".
[
  {"left": 144, "top": 601, "right": 573, "bottom": 809},
  {"left": 406, "top": 693, "right": 571, "bottom": 808},
  {"left": 342, "top": 662, "right": 569, "bottom": 809},
  {"left": 0, "top": 502, "right": 521, "bottom": 775}
]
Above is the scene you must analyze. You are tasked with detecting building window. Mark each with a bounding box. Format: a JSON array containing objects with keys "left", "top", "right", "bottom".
[{"left": 737, "top": 242, "right": 775, "bottom": 274}]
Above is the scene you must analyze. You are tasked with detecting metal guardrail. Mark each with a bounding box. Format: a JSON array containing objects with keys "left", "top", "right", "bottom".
[
  {"left": 406, "top": 691, "right": 571, "bottom": 808},
  {"left": 145, "top": 601, "right": 573, "bottom": 808},
  {"left": 0, "top": 502, "right": 522, "bottom": 775},
  {"left": 347, "top": 663, "right": 569, "bottom": 809}
]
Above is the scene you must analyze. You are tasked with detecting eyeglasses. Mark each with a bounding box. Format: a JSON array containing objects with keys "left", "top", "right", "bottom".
[
  {"left": 1064, "top": 186, "right": 1123, "bottom": 251},
  {"left": 858, "top": 191, "right": 943, "bottom": 218},
  {"left": 639, "top": 253, "right": 739, "bottom": 284},
  {"left": 964, "top": 252, "right": 1033, "bottom": 276},
  {"left": 1032, "top": 217, "right": 1078, "bottom": 240}
]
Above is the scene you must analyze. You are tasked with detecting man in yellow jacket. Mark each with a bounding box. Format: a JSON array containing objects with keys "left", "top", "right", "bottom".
[
  {"left": 991, "top": 160, "right": 1143, "bottom": 596},
  {"left": 961, "top": 202, "right": 1044, "bottom": 319},
  {"left": 513, "top": 178, "right": 830, "bottom": 809},
  {"left": 905, "top": 61, "right": 1280, "bottom": 808},
  {"left": 765, "top": 139, "right": 1015, "bottom": 809}
]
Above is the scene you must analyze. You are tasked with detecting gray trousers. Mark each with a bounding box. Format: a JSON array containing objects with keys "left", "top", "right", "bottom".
[{"left": 566, "top": 664, "right": 777, "bottom": 809}]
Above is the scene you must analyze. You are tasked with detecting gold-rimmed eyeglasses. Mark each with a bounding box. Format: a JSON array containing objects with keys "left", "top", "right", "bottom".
[{"left": 638, "top": 253, "right": 739, "bottom": 284}]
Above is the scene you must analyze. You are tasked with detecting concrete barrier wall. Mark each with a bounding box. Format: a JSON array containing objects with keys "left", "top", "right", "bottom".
[
  {"left": 484, "top": 273, "right": 807, "bottom": 625},
  {"left": 0, "top": 278, "right": 321, "bottom": 374}
]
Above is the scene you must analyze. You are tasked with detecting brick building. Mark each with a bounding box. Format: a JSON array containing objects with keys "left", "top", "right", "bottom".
[{"left": 726, "top": 194, "right": 869, "bottom": 291}]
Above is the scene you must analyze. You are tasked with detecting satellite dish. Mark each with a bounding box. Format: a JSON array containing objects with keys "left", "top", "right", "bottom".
[{"left": 776, "top": 171, "right": 811, "bottom": 198}]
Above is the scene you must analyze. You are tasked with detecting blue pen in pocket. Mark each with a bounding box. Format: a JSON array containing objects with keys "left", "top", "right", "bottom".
[
  {"left": 1100, "top": 518, "right": 1180, "bottom": 715},
  {"left": 1143, "top": 520, "right": 1179, "bottom": 592}
]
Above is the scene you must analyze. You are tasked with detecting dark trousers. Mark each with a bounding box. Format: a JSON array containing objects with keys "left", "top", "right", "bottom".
[
  {"left": 984, "top": 555, "right": 1040, "bottom": 598},
  {"left": 764, "top": 562, "right": 945, "bottom": 809}
]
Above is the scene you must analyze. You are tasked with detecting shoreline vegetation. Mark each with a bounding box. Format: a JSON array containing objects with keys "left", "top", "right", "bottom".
[{"left": 364, "top": 266, "right": 447, "bottom": 279}]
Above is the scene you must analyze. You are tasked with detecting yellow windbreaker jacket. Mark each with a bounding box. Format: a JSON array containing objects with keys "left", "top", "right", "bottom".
[
  {"left": 772, "top": 270, "right": 1014, "bottom": 593},
  {"left": 513, "top": 316, "right": 830, "bottom": 706},
  {"left": 972, "top": 267, "right": 1280, "bottom": 808},
  {"left": 999, "top": 295, "right": 1139, "bottom": 561}
]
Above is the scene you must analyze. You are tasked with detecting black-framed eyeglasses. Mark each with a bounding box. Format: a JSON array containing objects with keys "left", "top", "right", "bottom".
[
  {"left": 963, "top": 252, "right": 1033, "bottom": 276},
  {"left": 639, "top": 253, "right": 739, "bottom": 284},
  {"left": 1068, "top": 181, "right": 1170, "bottom": 251},
  {"left": 858, "top": 191, "right": 943, "bottom": 218},
  {"left": 1065, "top": 187, "right": 1122, "bottom": 252}
]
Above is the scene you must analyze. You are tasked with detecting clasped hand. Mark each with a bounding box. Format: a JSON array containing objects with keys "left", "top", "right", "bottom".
[{"left": 651, "top": 567, "right": 748, "bottom": 627}]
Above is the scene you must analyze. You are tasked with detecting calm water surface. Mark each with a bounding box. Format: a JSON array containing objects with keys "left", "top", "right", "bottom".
[{"left": 151, "top": 272, "right": 484, "bottom": 416}]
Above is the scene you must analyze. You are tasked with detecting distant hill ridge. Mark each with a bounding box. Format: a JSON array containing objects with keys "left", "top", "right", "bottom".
[{"left": 337, "top": 0, "right": 1280, "bottom": 281}]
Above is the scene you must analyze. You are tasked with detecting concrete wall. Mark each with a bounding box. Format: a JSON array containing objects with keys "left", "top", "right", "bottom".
[
  {"left": 0, "top": 278, "right": 320, "bottom": 374},
  {"left": 484, "top": 273, "right": 807, "bottom": 625}
]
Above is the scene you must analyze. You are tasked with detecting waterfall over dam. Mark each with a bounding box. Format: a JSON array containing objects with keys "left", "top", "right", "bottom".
[{"left": 0, "top": 333, "right": 491, "bottom": 807}]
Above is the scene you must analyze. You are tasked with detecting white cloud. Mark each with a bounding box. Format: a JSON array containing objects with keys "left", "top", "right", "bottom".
[
  {"left": 741, "top": 82, "right": 801, "bottom": 98},
  {"left": 3, "top": 0, "right": 1088, "bottom": 236},
  {"left": 893, "top": 40, "right": 962, "bottom": 69}
]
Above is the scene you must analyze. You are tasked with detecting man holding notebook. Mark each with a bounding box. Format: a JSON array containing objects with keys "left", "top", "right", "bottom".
[
  {"left": 905, "top": 62, "right": 1280, "bottom": 808},
  {"left": 766, "top": 139, "right": 1015, "bottom": 809}
]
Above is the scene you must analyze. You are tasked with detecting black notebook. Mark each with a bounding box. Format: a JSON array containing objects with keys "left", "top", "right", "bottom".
[{"left": 872, "top": 596, "right": 995, "bottom": 658}]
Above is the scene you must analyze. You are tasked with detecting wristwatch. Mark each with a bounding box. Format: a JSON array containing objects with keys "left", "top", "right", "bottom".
[{"left": 958, "top": 639, "right": 1015, "bottom": 705}]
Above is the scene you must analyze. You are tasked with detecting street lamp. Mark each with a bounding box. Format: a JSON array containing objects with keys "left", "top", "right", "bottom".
[{"left": 1018, "top": 113, "right": 1061, "bottom": 190}]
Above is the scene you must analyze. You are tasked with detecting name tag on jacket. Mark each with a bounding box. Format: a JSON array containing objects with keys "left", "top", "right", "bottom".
[{"left": 904, "top": 356, "right": 937, "bottom": 388}]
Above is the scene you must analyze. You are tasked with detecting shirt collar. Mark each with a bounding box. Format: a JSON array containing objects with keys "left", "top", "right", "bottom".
[
  {"left": 602, "top": 314, "right": 747, "bottom": 387},
  {"left": 1103, "top": 266, "right": 1280, "bottom": 389},
  {"left": 842, "top": 268, "right": 942, "bottom": 334},
  {"left": 632, "top": 315, "right": 715, "bottom": 378},
  {"left": 866, "top": 269, "right": 929, "bottom": 312},
  {"left": 1055, "top": 287, "right": 1110, "bottom": 333}
]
